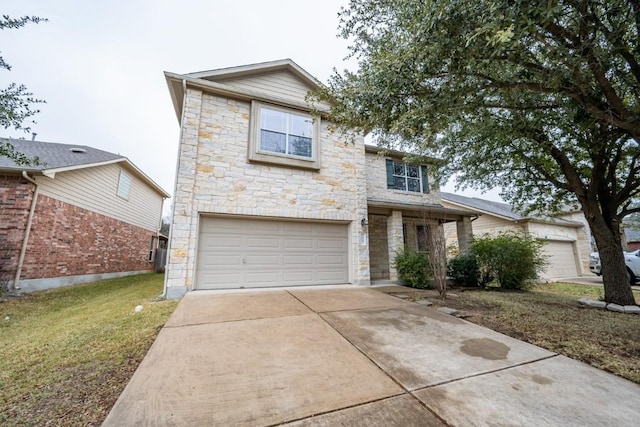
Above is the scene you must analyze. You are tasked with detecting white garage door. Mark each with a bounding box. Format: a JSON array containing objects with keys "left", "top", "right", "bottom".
[
  {"left": 540, "top": 240, "right": 578, "bottom": 278},
  {"left": 195, "top": 216, "right": 349, "bottom": 289}
]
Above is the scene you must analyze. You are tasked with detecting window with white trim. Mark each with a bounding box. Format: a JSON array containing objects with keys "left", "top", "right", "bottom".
[
  {"left": 249, "top": 101, "right": 321, "bottom": 170},
  {"left": 385, "top": 159, "right": 429, "bottom": 193},
  {"left": 117, "top": 170, "right": 132, "bottom": 200}
]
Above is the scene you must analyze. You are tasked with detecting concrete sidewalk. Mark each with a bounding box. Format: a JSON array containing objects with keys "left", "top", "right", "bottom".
[{"left": 103, "top": 287, "right": 640, "bottom": 426}]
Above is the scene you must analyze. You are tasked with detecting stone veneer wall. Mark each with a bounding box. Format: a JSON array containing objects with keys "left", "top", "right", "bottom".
[
  {"left": 166, "top": 89, "right": 370, "bottom": 296},
  {"left": 0, "top": 175, "right": 32, "bottom": 281},
  {"left": 20, "top": 194, "right": 154, "bottom": 279}
]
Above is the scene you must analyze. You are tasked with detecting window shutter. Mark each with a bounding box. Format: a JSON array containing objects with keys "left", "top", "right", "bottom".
[
  {"left": 386, "top": 159, "right": 395, "bottom": 189},
  {"left": 421, "top": 165, "right": 430, "bottom": 193}
]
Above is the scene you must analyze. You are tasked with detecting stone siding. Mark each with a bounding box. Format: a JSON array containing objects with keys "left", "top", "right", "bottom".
[{"left": 166, "top": 89, "right": 370, "bottom": 294}]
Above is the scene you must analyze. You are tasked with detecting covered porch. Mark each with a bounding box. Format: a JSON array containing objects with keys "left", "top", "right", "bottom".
[{"left": 366, "top": 200, "right": 476, "bottom": 282}]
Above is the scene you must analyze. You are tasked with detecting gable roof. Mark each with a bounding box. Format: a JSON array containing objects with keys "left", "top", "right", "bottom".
[
  {"left": 440, "top": 192, "right": 583, "bottom": 227},
  {"left": 0, "top": 138, "right": 170, "bottom": 198},
  {"left": 165, "top": 59, "right": 327, "bottom": 122},
  {"left": 184, "top": 59, "right": 322, "bottom": 88}
]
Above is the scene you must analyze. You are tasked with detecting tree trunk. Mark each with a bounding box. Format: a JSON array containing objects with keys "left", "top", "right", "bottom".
[{"left": 582, "top": 200, "right": 637, "bottom": 306}]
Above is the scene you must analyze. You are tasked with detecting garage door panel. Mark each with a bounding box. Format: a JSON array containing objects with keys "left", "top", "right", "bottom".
[
  {"left": 196, "top": 217, "right": 349, "bottom": 289},
  {"left": 540, "top": 241, "right": 578, "bottom": 278},
  {"left": 245, "top": 254, "right": 280, "bottom": 265},
  {"left": 204, "top": 255, "right": 243, "bottom": 266},
  {"left": 243, "top": 274, "right": 281, "bottom": 288},
  {"left": 317, "top": 270, "right": 349, "bottom": 281},
  {"left": 200, "top": 235, "right": 242, "bottom": 249},
  {"left": 247, "top": 237, "right": 281, "bottom": 249},
  {"left": 283, "top": 255, "right": 314, "bottom": 265},
  {"left": 317, "top": 254, "right": 347, "bottom": 265},
  {"left": 283, "top": 222, "right": 315, "bottom": 233},
  {"left": 283, "top": 238, "right": 315, "bottom": 249},
  {"left": 283, "top": 271, "right": 315, "bottom": 282},
  {"left": 317, "top": 238, "right": 347, "bottom": 250},
  {"left": 248, "top": 221, "right": 282, "bottom": 233},
  {"left": 199, "top": 272, "right": 243, "bottom": 285}
]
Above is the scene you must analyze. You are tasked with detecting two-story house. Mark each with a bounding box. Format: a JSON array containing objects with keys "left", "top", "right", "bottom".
[{"left": 163, "top": 59, "right": 473, "bottom": 298}]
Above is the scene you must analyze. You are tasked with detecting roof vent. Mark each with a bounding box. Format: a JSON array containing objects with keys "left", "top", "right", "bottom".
[{"left": 70, "top": 147, "right": 86, "bottom": 154}]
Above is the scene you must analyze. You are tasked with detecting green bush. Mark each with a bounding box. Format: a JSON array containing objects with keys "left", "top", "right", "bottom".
[
  {"left": 394, "top": 249, "right": 432, "bottom": 289},
  {"left": 472, "top": 232, "right": 546, "bottom": 290},
  {"left": 447, "top": 252, "right": 480, "bottom": 287}
]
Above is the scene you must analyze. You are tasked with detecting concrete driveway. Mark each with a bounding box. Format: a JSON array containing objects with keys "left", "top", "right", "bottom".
[{"left": 103, "top": 286, "right": 640, "bottom": 426}]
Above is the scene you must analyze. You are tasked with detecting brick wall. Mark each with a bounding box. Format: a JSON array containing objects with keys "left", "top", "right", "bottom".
[
  {"left": 20, "top": 194, "right": 154, "bottom": 279},
  {"left": 0, "top": 175, "right": 33, "bottom": 280}
]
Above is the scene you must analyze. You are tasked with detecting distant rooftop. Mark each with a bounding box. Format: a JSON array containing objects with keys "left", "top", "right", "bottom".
[
  {"left": 441, "top": 192, "right": 522, "bottom": 220},
  {"left": 0, "top": 138, "right": 124, "bottom": 172},
  {"left": 0, "top": 138, "right": 170, "bottom": 198},
  {"left": 441, "top": 192, "right": 582, "bottom": 226}
]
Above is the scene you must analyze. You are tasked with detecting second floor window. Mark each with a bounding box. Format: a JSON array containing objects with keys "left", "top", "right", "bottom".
[
  {"left": 259, "top": 107, "right": 313, "bottom": 158},
  {"left": 117, "top": 170, "right": 132, "bottom": 200},
  {"left": 385, "top": 159, "right": 429, "bottom": 193}
]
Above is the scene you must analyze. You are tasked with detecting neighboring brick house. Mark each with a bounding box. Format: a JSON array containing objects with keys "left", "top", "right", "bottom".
[
  {"left": 624, "top": 228, "right": 640, "bottom": 251},
  {"left": 0, "top": 139, "right": 170, "bottom": 292},
  {"left": 163, "top": 59, "right": 474, "bottom": 298},
  {"left": 441, "top": 192, "right": 593, "bottom": 279}
]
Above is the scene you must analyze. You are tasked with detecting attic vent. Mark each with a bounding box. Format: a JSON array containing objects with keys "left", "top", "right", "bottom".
[{"left": 70, "top": 148, "right": 86, "bottom": 154}]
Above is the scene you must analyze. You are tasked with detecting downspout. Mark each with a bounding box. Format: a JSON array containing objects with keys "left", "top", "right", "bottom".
[{"left": 13, "top": 171, "right": 39, "bottom": 291}]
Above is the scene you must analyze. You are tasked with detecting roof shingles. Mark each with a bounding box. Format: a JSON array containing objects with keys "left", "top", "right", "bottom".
[{"left": 0, "top": 138, "right": 124, "bottom": 172}]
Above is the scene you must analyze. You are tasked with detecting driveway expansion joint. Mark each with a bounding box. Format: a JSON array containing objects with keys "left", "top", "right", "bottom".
[{"left": 410, "top": 353, "right": 560, "bottom": 392}]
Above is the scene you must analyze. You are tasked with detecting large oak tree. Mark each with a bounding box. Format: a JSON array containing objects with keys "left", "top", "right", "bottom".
[{"left": 312, "top": 0, "right": 640, "bottom": 305}]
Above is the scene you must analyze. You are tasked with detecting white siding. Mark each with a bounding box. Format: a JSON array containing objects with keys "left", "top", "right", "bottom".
[{"left": 35, "top": 163, "right": 163, "bottom": 231}]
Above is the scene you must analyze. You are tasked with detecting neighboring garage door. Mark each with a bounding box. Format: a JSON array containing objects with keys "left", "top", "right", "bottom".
[
  {"left": 540, "top": 240, "right": 578, "bottom": 278},
  {"left": 195, "top": 216, "right": 349, "bottom": 289}
]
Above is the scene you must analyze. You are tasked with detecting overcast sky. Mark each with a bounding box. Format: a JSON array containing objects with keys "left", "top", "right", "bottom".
[{"left": 2, "top": 0, "right": 502, "bottom": 211}]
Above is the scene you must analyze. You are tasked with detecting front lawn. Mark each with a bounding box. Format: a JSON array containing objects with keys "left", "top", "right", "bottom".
[
  {"left": 410, "top": 283, "right": 640, "bottom": 384},
  {"left": 0, "top": 274, "right": 178, "bottom": 427}
]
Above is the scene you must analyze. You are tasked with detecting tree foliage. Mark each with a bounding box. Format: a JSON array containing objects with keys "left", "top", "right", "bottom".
[
  {"left": 312, "top": 0, "right": 640, "bottom": 305},
  {"left": 0, "top": 14, "right": 46, "bottom": 164}
]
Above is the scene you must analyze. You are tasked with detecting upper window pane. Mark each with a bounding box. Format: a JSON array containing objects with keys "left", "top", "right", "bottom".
[
  {"left": 260, "top": 109, "right": 287, "bottom": 132},
  {"left": 258, "top": 107, "right": 313, "bottom": 159},
  {"left": 390, "top": 161, "right": 422, "bottom": 193},
  {"left": 290, "top": 115, "right": 313, "bottom": 137}
]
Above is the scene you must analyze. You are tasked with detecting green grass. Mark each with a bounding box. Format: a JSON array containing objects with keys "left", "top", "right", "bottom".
[
  {"left": 426, "top": 283, "right": 640, "bottom": 384},
  {"left": 0, "top": 274, "right": 178, "bottom": 426}
]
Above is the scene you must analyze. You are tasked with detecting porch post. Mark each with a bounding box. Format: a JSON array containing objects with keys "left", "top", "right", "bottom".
[
  {"left": 387, "top": 210, "right": 404, "bottom": 281},
  {"left": 456, "top": 216, "right": 473, "bottom": 253}
]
